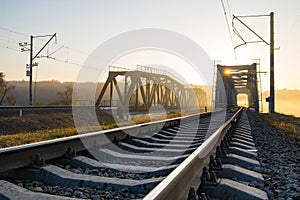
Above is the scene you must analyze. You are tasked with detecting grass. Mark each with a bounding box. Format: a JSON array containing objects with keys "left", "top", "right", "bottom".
[
  {"left": 0, "top": 112, "right": 188, "bottom": 148},
  {"left": 0, "top": 128, "right": 77, "bottom": 148},
  {"left": 260, "top": 112, "right": 300, "bottom": 141}
]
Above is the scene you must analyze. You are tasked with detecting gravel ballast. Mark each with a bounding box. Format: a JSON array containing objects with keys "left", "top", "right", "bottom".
[{"left": 248, "top": 111, "right": 300, "bottom": 200}]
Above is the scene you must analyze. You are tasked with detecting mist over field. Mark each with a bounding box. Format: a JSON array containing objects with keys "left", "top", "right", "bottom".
[
  {"left": 4, "top": 81, "right": 300, "bottom": 117},
  {"left": 262, "top": 89, "right": 300, "bottom": 117},
  {"left": 238, "top": 89, "right": 300, "bottom": 117}
]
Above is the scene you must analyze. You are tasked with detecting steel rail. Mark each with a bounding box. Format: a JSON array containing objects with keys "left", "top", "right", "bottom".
[
  {"left": 0, "top": 106, "right": 101, "bottom": 116},
  {"left": 144, "top": 107, "right": 243, "bottom": 200},
  {"left": 0, "top": 111, "right": 212, "bottom": 173},
  {"left": 0, "top": 105, "right": 84, "bottom": 110}
]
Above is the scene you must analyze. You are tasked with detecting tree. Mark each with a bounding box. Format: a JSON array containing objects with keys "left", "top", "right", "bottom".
[
  {"left": 0, "top": 72, "right": 15, "bottom": 105},
  {"left": 56, "top": 84, "right": 73, "bottom": 105},
  {"left": 6, "top": 95, "right": 16, "bottom": 106}
]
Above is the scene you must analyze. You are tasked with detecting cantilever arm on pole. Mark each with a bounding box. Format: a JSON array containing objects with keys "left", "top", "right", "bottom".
[
  {"left": 232, "top": 15, "right": 269, "bottom": 49},
  {"left": 232, "top": 23, "right": 246, "bottom": 49},
  {"left": 32, "top": 33, "right": 57, "bottom": 60}
]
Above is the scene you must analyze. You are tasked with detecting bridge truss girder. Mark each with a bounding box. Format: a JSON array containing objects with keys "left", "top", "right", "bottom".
[
  {"left": 215, "top": 63, "right": 259, "bottom": 111},
  {"left": 95, "top": 71, "right": 201, "bottom": 112}
]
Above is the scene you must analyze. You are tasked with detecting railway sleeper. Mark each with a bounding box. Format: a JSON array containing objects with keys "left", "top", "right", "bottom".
[
  {"left": 215, "top": 164, "right": 264, "bottom": 185},
  {"left": 220, "top": 154, "right": 261, "bottom": 170},
  {"left": 149, "top": 132, "right": 200, "bottom": 140},
  {"left": 84, "top": 148, "right": 188, "bottom": 167},
  {"left": 116, "top": 141, "right": 196, "bottom": 155},
  {"left": 128, "top": 138, "right": 201, "bottom": 149},
  {"left": 227, "top": 146, "right": 257, "bottom": 159},
  {"left": 70, "top": 156, "right": 177, "bottom": 177},
  {"left": 159, "top": 129, "right": 206, "bottom": 137},
  {"left": 197, "top": 110, "right": 268, "bottom": 200},
  {"left": 0, "top": 180, "right": 80, "bottom": 200},
  {"left": 197, "top": 178, "right": 268, "bottom": 200},
  {"left": 29, "top": 165, "right": 163, "bottom": 194},
  {"left": 141, "top": 136, "right": 203, "bottom": 145}
]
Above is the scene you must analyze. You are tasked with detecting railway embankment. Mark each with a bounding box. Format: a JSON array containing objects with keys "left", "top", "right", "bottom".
[{"left": 248, "top": 112, "right": 300, "bottom": 199}]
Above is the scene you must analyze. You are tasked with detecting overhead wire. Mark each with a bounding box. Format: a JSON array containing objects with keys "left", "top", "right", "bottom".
[
  {"left": 226, "top": 0, "right": 232, "bottom": 17},
  {"left": 0, "top": 26, "right": 100, "bottom": 70},
  {"left": 226, "top": 0, "right": 236, "bottom": 46},
  {"left": 0, "top": 27, "right": 28, "bottom": 37},
  {"left": 0, "top": 37, "right": 22, "bottom": 45},
  {"left": 0, "top": 27, "right": 98, "bottom": 62},
  {"left": 0, "top": 26, "right": 89, "bottom": 57},
  {"left": 0, "top": 33, "right": 28, "bottom": 51},
  {"left": 220, "top": 0, "right": 236, "bottom": 57},
  {"left": 53, "top": 57, "right": 99, "bottom": 70},
  {"left": 0, "top": 28, "right": 29, "bottom": 54},
  {"left": 48, "top": 45, "right": 65, "bottom": 57},
  {"left": 232, "top": 14, "right": 270, "bottom": 50},
  {"left": 0, "top": 25, "right": 103, "bottom": 95},
  {"left": 220, "top": 0, "right": 235, "bottom": 47},
  {"left": 6, "top": 31, "right": 11, "bottom": 48},
  {"left": 232, "top": 26, "right": 246, "bottom": 49},
  {"left": 0, "top": 44, "right": 21, "bottom": 52}
]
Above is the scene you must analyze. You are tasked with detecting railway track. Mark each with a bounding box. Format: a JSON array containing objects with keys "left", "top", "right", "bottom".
[
  {"left": 0, "top": 106, "right": 177, "bottom": 117},
  {"left": 0, "top": 106, "right": 89, "bottom": 117},
  {"left": 0, "top": 107, "right": 268, "bottom": 199}
]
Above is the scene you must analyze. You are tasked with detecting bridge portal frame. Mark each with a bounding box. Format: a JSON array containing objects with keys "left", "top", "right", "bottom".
[{"left": 214, "top": 63, "right": 259, "bottom": 111}]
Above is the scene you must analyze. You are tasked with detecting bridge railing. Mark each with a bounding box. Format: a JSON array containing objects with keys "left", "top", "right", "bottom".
[
  {"left": 137, "top": 64, "right": 184, "bottom": 84},
  {"left": 108, "top": 65, "right": 131, "bottom": 72},
  {"left": 108, "top": 65, "right": 184, "bottom": 84}
]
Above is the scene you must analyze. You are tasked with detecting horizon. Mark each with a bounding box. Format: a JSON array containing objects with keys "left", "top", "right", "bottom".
[
  {"left": 4, "top": 80, "right": 300, "bottom": 117},
  {"left": 6, "top": 79, "right": 300, "bottom": 92}
]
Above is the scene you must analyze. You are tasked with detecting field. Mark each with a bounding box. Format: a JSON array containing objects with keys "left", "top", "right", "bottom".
[
  {"left": 0, "top": 112, "right": 96, "bottom": 148},
  {"left": 0, "top": 111, "right": 183, "bottom": 148},
  {"left": 260, "top": 112, "right": 300, "bottom": 140}
]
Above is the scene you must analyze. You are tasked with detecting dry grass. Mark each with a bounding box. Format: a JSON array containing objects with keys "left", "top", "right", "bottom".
[
  {"left": 261, "top": 112, "right": 300, "bottom": 141},
  {"left": 0, "top": 112, "right": 186, "bottom": 148},
  {"left": 0, "top": 128, "right": 77, "bottom": 148}
]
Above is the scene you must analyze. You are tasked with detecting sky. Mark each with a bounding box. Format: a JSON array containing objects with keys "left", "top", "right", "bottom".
[{"left": 0, "top": 0, "right": 300, "bottom": 92}]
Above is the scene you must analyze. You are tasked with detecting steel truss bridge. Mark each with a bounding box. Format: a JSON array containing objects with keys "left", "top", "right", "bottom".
[
  {"left": 95, "top": 66, "right": 208, "bottom": 113},
  {"left": 214, "top": 63, "right": 260, "bottom": 111}
]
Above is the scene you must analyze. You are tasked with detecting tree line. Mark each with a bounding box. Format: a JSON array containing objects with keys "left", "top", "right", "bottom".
[
  {"left": 0, "top": 72, "right": 16, "bottom": 105},
  {"left": 0, "top": 72, "right": 73, "bottom": 106}
]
